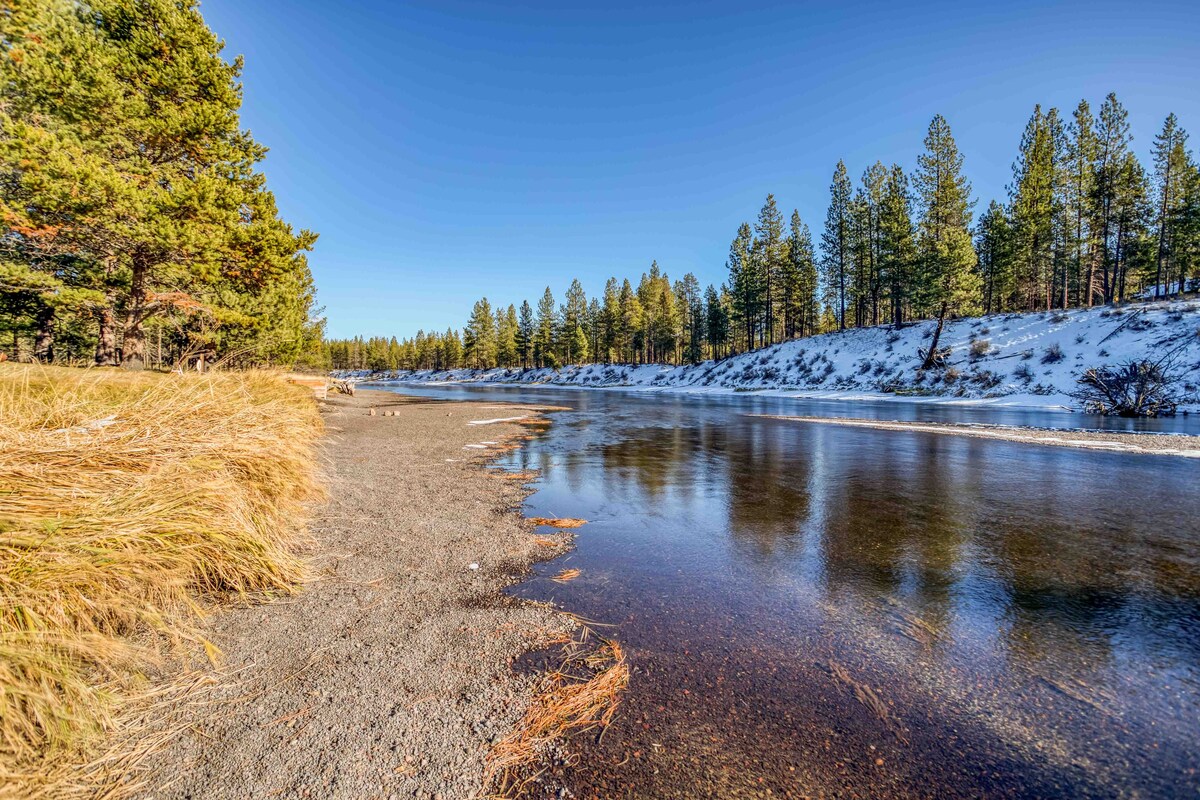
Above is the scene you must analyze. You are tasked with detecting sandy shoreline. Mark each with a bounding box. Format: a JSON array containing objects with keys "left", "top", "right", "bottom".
[
  {"left": 751, "top": 414, "right": 1200, "bottom": 456},
  {"left": 135, "top": 390, "right": 575, "bottom": 799}
]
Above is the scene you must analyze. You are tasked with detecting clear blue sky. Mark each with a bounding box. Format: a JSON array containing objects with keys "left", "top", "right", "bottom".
[{"left": 200, "top": 0, "right": 1200, "bottom": 339}]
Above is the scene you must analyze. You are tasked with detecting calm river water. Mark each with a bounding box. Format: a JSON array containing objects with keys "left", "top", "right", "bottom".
[{"left": 376, "top": 384, "right": 1200, "bottom": 799}]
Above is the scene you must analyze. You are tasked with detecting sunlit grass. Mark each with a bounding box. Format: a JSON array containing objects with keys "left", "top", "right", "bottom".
[{"left": 0, "top": 365, "right": 323, "bottom": 795}]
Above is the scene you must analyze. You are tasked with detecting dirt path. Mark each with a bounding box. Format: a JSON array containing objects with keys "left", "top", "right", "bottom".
[
  {"left": 751, "top": 414, "right": 1200, "bottom": 456},
  {"left": 137, "top": 391, "right": 572, "bottom": 799}
]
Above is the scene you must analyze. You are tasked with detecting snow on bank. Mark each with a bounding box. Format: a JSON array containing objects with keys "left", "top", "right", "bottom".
[
  {"left": 752, "top": 415, "right": 1200, "bottom": 457},
  {"left": 343, "top": 301, "right": 1200, "bottom": 412}
]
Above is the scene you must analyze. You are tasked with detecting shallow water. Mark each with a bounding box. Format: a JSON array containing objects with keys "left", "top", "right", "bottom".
[{"left": 375, "top": 384, "right": 1200, "bottom": 798}]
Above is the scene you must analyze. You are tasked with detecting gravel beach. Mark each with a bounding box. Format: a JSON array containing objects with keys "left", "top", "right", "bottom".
[{"left": 136, "top": 390, "right": 573, "bottom": 799}]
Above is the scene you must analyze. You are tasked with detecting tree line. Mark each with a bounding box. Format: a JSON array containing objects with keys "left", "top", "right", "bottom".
[
  {"left": 0, "top": 0, "right": 321, "bottom": 369},
  {"left": 326, "top": 94, "right": 1198, "bottom": 373}
]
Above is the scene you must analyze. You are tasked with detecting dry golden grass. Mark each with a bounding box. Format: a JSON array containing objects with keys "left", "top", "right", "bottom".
[
  {"left": 0, "top": 364, "right": 323, "bottom": 797},
  {"left": 486, "top": 637, "right": 629, "bottom": 796},
  {"left": 526, "top": 518, "right": 587, "bottom": 529}
]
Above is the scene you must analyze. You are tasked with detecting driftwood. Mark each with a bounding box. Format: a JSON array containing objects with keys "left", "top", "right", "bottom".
[
  {"left": 286, "top": 374, "right": 328, "bottom": 400},
  {"left": 331, "top": 379, "right": 355, "bottom": 396},
  {"left": 917, "top": 345, "right": 951, "bottom": 370},
  {"left": 1076, "top": 360, "right": 1178, "bottom": 417}
]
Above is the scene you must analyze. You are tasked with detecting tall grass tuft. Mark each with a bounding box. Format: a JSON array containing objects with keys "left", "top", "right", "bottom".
[{"left": 0, "top": 365, "right": 323, "bottom": 795}]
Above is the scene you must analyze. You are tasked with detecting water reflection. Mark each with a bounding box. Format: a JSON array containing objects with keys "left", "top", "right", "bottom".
[{"left": 378, "top": 384, "right": 1200, "bottom": 798}]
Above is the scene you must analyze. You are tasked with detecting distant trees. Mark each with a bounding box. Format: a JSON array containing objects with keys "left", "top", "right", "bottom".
[{"left": 325, "top": 95, "right": 1200, "bottom": 373}]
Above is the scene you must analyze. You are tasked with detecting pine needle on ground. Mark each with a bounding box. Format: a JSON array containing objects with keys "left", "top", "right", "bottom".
[
  {"left": 486, "top": 636, "right": 628, "bottom": 796},
  {"left": 526, "top": 518, "right": 587, "bottom": 529}
]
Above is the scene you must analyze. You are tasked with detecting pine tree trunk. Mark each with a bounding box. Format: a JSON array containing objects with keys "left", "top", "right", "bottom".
[
  {"left": 1101, "top": 197, "right": 1114, "bottom": 303},
  {"left": 33, "top": 306, "right": 55, "bottom": 362},
  {"left": 1060, "top": 256, "right": 1068, "bottom": 310},
  {"left": 1115, "top": 220, "right": 1126, "bottom": 303},
  {"left": 122, "top": 257, "right": 147, "bottom": 369},
  {"left": 1075, "top": 200, "right": 1084, "bottom": 308},
  {"left": 921, "top": 301, "right": 949, "bottom": 370},
  {"left": 1085, "top": 256, "right": 1095, "bottom": 308},
  {"left": 1155, "top": 165, "right": 1171, "bottom": 299},
  {"left": 95, "top": 305, "right": 119, "bottom": 366}
]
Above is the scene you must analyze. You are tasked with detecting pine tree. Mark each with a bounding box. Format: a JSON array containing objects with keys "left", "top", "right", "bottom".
[
  {"left": 849, "top": 189, "right": 871, "bottom": 328},
  {"left": 753, "top": 194, "right": 785, "bottom": 345},
  {"left": 516, "top": 299, "right": 535, "bottom": 367},
  {"left": 587, "top": 297, "right": 602, "bottom": 363},
  {"left": 821, "top": 160, "right": 853, "bottom": 331},
  {"left": 879, "top": 165, "right": 917, "bottom": 326},
  {"left": 463, "top": 297, "right": 497, "bottom": 369},
  {"left": 1064, "top": 101, "right": 1098, "bottom": 307},
  {"left": 676, "top": 273, "right": 703, "bottom": 363},
  {"left": 914, "top": 115, "right": 979, "bottom": 367},
  {"left": 1093, "top": 93, "right": 1133, "bottom": 303},
  {"left": 726, "top": 223, "right": 756, "bottom": 351},
  {"left": 779, "top": 212, "right": 800, "bottom": 339},
  {"left": 562, "top": 278, "right": 589, "bottom": 364},
  {"left": 1010, "top": 105, "right": 1064, "bottom": 310},
  {"left": 704, "top": 284, "right": 730, "bottom": 359},
  {"left": 1110, "top": 151, "right": 1151, "bottom": 302},
  {"left": 495, "top": 304, "right": 518, "bottom": 367},
  {"left": 782, "top": 210, "right": 817, "bottom": 338},
  {"left": 1, "top": 0, "right": 318, "bottom": 368},
  {"left": 1151, "top": 114, "right": 1193, "bottom": 297},
  {"left": 617, "top": 278, "right": 641, "bottom": 363},
  {"left": 534, "top": 286, "right": 556, "bottom": 367},
  {"left": 859, "top": 162, "right": 888, "bottom": 326},
  {"left": 601, "top": 277, "right": 620, "bottom": 363},
  {"left": 1177, "top": 161, "right": 1200, "bottom": 295},
  {"left": 976, "top": 201, "right": 1014, "bottom": 313},
  {"left": 443, "top": 328, "right": 463, "bottom": 369}
]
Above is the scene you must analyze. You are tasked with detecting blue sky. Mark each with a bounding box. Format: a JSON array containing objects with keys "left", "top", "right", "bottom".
[{"left": 200, "top": 0, "right": 1200, "bottom": 339}]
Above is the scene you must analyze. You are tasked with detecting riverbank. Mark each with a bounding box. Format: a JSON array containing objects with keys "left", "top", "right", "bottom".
[
  {"left": 752, "top": 415, "right": 1200, "bottom": 456},
  {"left": 341, "top": 300, "right": 1200, "bottom": 414},
  {"left": 130, "top": 389, "right": 577, "bottom": 798}
]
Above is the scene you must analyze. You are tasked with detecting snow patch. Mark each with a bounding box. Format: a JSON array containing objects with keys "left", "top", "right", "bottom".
[{"left": 340, "top": 301, "right": 1200, "bottom": 413}]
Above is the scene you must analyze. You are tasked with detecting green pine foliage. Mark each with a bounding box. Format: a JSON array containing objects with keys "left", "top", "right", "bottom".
[
  {"left": 821, "top": 160, "right": 853, "bottom": 331},
  {"left": 1, "top": 0, "right": 321, "bottom": 368}
]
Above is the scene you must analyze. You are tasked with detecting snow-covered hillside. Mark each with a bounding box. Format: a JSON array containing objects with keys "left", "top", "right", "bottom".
[{"left": 348, "top": 301, "right": 1200, "bottom": 411}]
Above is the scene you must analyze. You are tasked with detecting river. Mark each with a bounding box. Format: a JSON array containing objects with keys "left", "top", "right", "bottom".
[{"left": 373, "top": 384, "right": 1200, "bottom": 799}]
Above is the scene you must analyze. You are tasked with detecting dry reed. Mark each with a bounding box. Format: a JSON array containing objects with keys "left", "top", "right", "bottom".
[
  {"left": 0, "top": 364, "right": 323, "bottom": 796},
  {"left": 486, "top": 637, "right": 629, "bottom": 795}
]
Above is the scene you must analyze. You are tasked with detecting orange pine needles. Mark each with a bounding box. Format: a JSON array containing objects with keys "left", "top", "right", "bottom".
[
  {"left": 526, "top": 517, "right": 587, "bottom": 529},
  {"left": 486, "top": 639, "right": 629, "bottom": 794}
]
